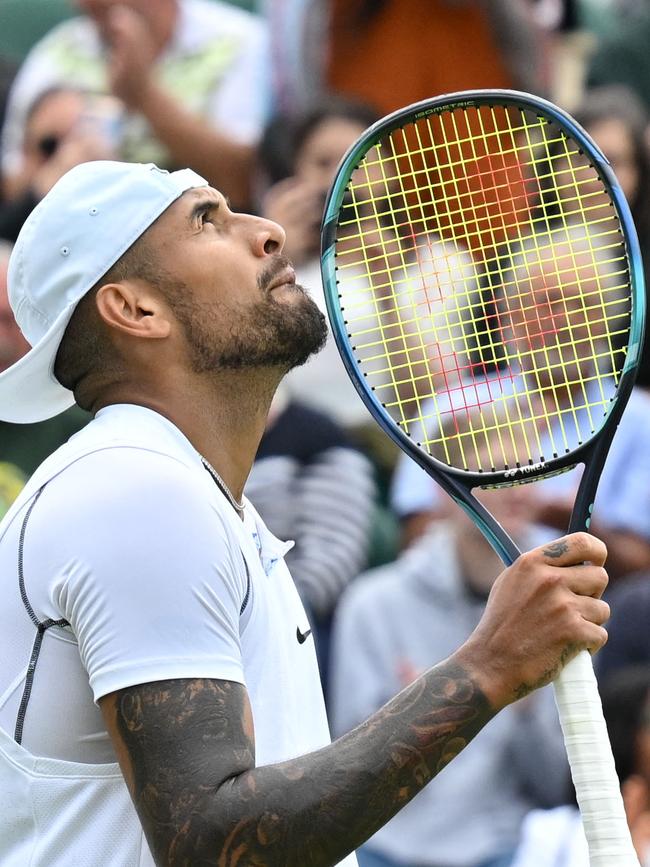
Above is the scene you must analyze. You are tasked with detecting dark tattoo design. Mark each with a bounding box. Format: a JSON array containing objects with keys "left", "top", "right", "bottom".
[
  {"left": 105, "top": 665, "right": 494, "bottom": 866},
  {"left": 542, "top": 540, "right": 569, "bottom": 559}
]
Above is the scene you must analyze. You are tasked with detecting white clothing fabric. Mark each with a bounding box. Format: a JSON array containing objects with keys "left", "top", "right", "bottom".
[
  {"left": 510, "top": 806, "right": 588, "bottom": 867},
  {"left": 1, "top": 0, "right": 270, "bottom": 175},
  {"left": 512, "top": 805, "right": 650, "bottom": 867},
  {"left": 0, "top": 404, "right": 356, "bottom": 866}
]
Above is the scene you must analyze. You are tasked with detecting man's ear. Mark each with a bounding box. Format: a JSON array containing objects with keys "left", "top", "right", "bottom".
[{"left": 95, "top": 281, "right": 171, "bottom": 339}]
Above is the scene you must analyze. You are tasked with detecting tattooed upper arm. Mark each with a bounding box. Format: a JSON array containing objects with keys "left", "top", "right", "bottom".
[{"left": 99, "top": 678, "right": 255, "bottom": 866}]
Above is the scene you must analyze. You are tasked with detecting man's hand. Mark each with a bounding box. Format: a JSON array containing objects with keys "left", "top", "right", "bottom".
[
  {"left": 458, "top": 532, "right": 610, "bottom": 710},
  {"left": 104, "top": 4, "right": 158, "bottom": 109}
]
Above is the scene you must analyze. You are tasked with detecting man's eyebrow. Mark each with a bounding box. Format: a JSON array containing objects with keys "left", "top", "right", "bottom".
[
  {"left": 188, "top": 192, "right": 232, "bottom": 224},
  {"left": 189, "top": 197, "right": 220, "bottom": 222}
]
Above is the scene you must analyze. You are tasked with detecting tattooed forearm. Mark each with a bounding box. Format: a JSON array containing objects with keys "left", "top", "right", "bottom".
[
  {"left": 542, "top": 540, "right": 569, "bottom": 559},
  {"left": 104, "top": 664, "right": 494, "bottom": 867}
]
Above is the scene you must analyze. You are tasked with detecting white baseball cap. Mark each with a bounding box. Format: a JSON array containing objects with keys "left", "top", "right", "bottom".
[{"left": 0, "top": 160, "right": 208, "bottom": 423}]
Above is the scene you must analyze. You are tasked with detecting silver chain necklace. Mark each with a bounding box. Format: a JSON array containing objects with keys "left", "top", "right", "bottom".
[{"left": 200, "top": 456, "right": 245, "bottom": 515}]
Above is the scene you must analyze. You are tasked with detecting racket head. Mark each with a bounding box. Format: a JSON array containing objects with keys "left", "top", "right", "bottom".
[{"left": 321, "top": 89, "right": 645, "bottom": 491}]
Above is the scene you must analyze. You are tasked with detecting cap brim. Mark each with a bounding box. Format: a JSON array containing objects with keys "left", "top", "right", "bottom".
[{"left": 0, "top": 304, "right": 77, "bottom": 423}]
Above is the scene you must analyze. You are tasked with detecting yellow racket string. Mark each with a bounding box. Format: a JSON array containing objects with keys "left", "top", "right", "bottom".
[{"left": 333, "top": 104, "right": 631, "bottom": 472}]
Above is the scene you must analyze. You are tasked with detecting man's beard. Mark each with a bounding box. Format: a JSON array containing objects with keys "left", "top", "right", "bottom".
[{"left": 168, "top": 279, "right": 328, "bottom": 375}]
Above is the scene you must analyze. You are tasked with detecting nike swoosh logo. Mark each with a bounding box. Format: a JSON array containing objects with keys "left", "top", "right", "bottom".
[{"left": 296, "top": 626, "right": 312, "bottom": 644}]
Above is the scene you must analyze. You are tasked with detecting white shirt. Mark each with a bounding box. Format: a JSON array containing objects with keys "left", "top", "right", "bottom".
[
  {"left": 0, "top": 404, "right": 357, "bottom": 866},
  {"left": 511, "top": 805, "right": 650, "bottom": 867},
  {"left": 1, "top": 0, "right": 270, "bottom": 175}
]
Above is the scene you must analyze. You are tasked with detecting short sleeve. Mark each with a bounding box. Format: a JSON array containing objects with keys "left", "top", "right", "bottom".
[{"left": 32, "top": 447, "right": 249, "bottom": 701}]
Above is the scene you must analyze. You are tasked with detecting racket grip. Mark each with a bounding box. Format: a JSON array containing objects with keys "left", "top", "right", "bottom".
[{"left": 553, "top": 650, "right": 640, "bottom": 865}]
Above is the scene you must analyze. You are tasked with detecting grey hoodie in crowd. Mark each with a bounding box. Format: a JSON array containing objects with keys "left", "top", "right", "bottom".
[{"left": 330, "top": 522, "right": 570, "bottom": 867}]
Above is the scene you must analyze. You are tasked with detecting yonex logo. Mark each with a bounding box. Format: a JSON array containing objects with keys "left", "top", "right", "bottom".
[{"left": 503, "top": 461, "right": 547, "bottom": 479}]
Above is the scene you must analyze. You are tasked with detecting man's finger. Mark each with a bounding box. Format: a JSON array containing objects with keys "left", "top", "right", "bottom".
[
  {"left": 556, "top": 563, "right": 609, "bottom": 599},
  {"left": 537, "top": 532, "right": 607, "bottom": 567},
  {"left": 574, "top": 595, "right": 611, "bottom": 626}
]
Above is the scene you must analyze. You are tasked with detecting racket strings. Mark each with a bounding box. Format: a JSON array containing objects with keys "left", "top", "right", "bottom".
[{"left": 333, "top": 103, "right": 632, "bottom": 472}]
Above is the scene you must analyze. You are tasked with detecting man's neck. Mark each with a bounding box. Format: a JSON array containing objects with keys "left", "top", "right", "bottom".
[{"left": 93, "top": 368, "right": 280, "bottom": 502}]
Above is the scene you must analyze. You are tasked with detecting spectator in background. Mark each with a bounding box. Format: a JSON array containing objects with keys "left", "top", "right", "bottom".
[
  {"left": 0, "top": 87, "right": 117, "bottom": 242},
  {"left": 330, "top": 468, "right": 568, "bottom": 867},
  {"left": 258, "top": 96, "right": 379, "bottom": 428},
  {"left": 1, "top": 0, "right": 269, "bottom": 209},
  {"left": 244, "top": 385, "right": 377, "bottom": 690},
  {"left": 0, "top": 242, "right": 89, "bottom": 474},
  {"left": 263, "top": 0, "right": 546, "bottom": 118},
  {"left": 569, "top": 85, "right": 650, "bottom": 388},
  {"left": 511, "top": 665, "right": 650, "bottom": 867}
]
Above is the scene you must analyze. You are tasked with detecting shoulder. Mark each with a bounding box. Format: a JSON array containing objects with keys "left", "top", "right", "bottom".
[
  {"left": 23, "top": 15, "right": 98, "bottom": 58},
  {"left": 40, "top": 445, "right": 219, "bottom": 540}
]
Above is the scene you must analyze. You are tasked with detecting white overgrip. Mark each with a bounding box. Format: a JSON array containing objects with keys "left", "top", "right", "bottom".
[{"left": 553, "top": 650, "right": 640, "bottom": 866}]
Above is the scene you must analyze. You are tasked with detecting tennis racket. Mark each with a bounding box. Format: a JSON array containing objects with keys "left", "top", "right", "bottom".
[{"left": 321, "top": 90, "right": 645, "bottom": 866}]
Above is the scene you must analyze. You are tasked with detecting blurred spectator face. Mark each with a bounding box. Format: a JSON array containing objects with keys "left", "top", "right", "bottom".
[
  {"left": 22, "top": 90, "right": 86, "bottom": 171},
  {"left": 294, "top": 117, "right": 369, "bottom": 190},
  {"left": 0, "top": 250, "right": 29, "bottom": 372},
  {"left": 449, "top": 481, "right": 536, "bottom": 595},
  {"left": 585, "top": 117, "right": 640, "bottom": 205},
  {"left": 455, "top": 480, "right": 534, "bottom": 548}
]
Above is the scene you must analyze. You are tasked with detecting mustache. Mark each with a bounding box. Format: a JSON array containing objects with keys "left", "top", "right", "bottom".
[{"left": 257, "top": 255, "right": 294, "bottom": 293}]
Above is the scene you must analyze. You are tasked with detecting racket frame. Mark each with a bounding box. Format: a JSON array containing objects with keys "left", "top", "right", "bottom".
[{"left": 321, "top": 89, "right": 646, "bottom": 566}]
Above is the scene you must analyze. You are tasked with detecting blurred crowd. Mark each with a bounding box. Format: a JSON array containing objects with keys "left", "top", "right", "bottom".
[{"left": 2, "top": 1, "right": 650, "bottom": 865}]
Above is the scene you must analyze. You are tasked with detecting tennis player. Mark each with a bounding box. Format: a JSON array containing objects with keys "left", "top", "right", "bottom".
[{"left": 0, "top": 161, "right": 610, "bottom": 867}]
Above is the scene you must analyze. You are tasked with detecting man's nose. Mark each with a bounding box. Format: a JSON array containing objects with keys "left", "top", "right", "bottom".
[{"left": 248, "top": 214, "right": 286, "bottom": 257}]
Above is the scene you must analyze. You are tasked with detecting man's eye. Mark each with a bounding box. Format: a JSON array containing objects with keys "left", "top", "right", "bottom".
[{"left": 199, "top": 208, "right": 216, "bottom": 227}]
